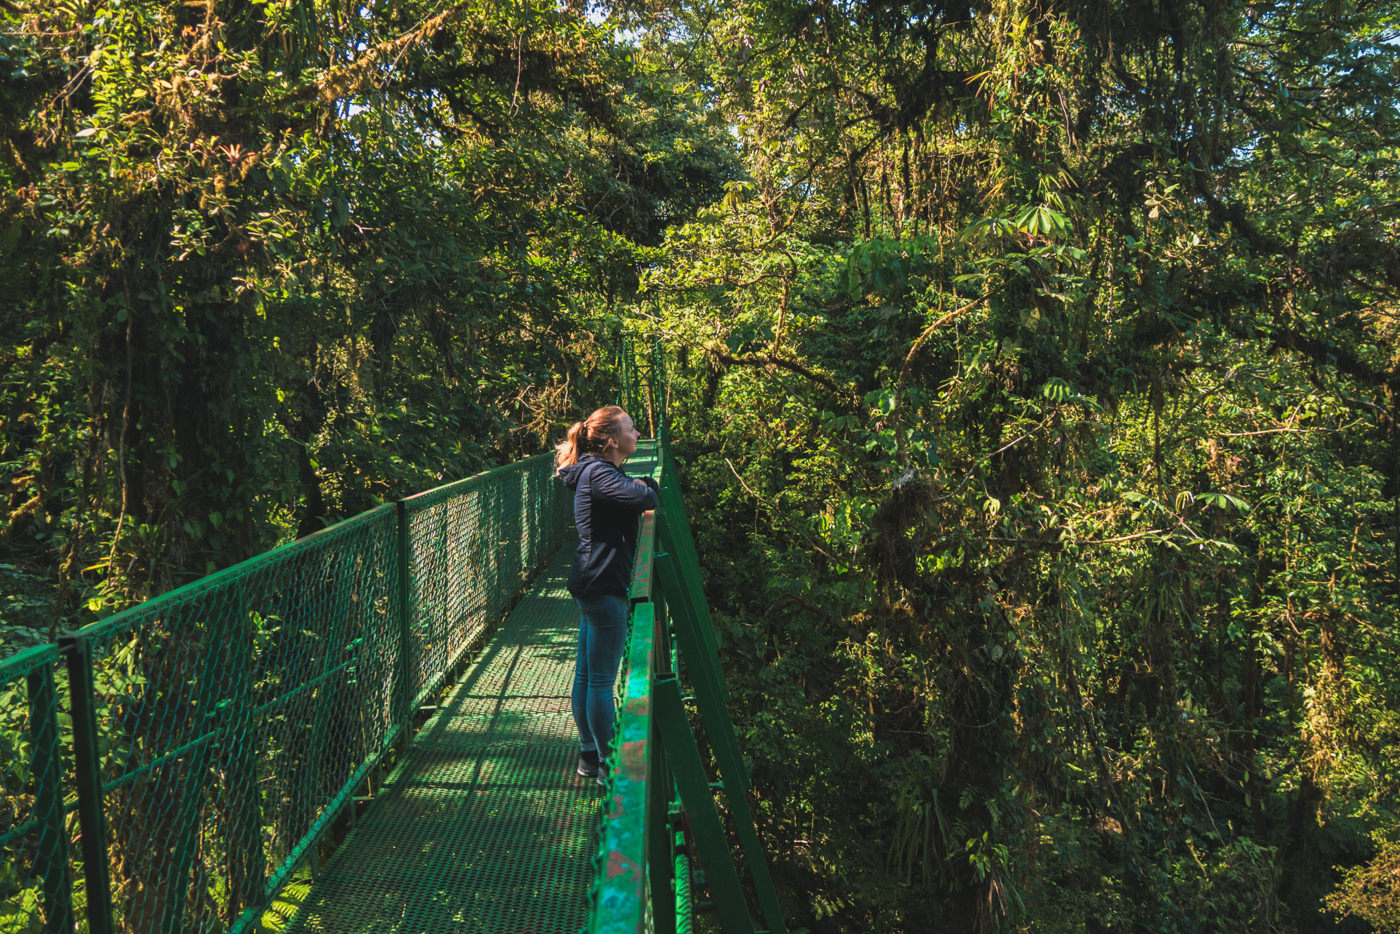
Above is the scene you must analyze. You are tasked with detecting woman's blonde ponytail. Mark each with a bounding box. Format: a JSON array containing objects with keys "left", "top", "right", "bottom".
[{"left": 555, "top": 421, "right": 588, "bottom": 471}]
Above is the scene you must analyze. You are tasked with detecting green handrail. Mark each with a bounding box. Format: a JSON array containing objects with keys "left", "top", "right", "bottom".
[{"left": 586, "top": 437, "right": 788, "bottom": 934}]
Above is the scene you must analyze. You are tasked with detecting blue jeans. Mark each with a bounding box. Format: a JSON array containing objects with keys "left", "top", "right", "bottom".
[{"left": 571, "top": 594, "right": 629, "bottom": 758}]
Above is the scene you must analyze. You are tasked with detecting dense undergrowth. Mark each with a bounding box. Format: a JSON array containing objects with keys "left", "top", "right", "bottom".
[{"left": 629, "top": 0, "right": 1400, "bottom": 928}]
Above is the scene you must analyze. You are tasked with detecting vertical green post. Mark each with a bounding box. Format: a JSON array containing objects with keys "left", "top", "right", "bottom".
[
  {"left": 26, "top": 661, "right": 74, "bottom": 932},
  {"left": 619, "top": 339, "right": 633, "bottom": 410},
  {"left": 394, "top": 500, "right": 414, "bottom": 742},
  {"left": 651, "top": 338, "right": 666, "bottom": 439},
  {"left": 60, "top": 632, "right": 114, "bottom": 934}
]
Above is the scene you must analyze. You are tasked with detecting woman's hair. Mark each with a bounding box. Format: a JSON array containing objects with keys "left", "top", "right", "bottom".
[{"left": 556, "top": 405, "right": 629, "bottom": 472}]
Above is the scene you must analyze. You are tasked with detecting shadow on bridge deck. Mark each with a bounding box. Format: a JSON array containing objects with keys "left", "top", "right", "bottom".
[{"left": 275, "top": 543, "right": 600, "bottom": 934}]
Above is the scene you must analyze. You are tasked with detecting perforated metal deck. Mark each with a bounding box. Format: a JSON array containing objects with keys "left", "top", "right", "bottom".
[{"left": 280, "top": 544, "right": 600, "bottom": 934}]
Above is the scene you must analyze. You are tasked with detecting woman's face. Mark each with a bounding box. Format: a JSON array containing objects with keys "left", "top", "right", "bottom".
[{"left": 610, "top": 413, "right": 640, "bottom": 460}]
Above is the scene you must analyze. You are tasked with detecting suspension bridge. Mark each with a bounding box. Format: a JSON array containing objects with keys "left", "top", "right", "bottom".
[{"left": 1, "top": 431, "right": 788, "bottom": 934}]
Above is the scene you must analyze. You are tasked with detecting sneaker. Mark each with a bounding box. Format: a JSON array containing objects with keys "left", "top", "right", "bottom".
[
  {"left": 576, "top": 750, "right": 599, "bottom": 778},
  {"left": 597, "top": 760, "right": 610, "bottom": 789}
]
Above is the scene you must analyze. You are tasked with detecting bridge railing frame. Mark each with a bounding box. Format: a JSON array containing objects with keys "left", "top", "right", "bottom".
[
  {"left": 0, "top": 452, "right": 569, "bottom": 934},
  {"left": 588, "top": 437, "right": 788, "bottom": 934}
]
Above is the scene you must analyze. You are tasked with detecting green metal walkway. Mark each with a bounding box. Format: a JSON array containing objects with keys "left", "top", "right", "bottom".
[
  {"left": 278, "top": 543, "right": 599, "bottom": 933},
  {"left": 1, "top": 431, "right": 788, "bottom": 934}
]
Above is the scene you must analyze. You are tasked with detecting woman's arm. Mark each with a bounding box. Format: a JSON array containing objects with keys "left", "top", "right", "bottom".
[{"left": 589, "top": 464, "right": 660, "bottom": 509}]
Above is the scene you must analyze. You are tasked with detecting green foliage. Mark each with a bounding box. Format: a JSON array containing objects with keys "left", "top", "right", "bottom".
[
  {"left": 0, "top": 9, "right": 737, "bottom": 923},
  {"left": 0, "top": 0, "right": 738, "bottom": 639},
  {"left": 4, "top": 0, "right": 1400, "bottom": 929},
  {"left": 1328, "top": 830, "right": 1400, "bottom": 932},
  {"left": 616, "top": 0, "right": 1400, "bottom": 929}
]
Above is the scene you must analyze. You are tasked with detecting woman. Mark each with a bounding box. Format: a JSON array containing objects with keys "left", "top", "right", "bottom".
[{"left": 555, "top": 405, "right": 658, "bottom": 786}]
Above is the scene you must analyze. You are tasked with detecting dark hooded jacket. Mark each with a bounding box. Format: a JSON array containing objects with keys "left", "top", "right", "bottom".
[{"left": 557, "top": 454, "right": 659, "bottom": 597}]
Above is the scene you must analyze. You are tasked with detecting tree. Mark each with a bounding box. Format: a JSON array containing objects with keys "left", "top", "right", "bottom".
[{"left": 615, "top": 0, "right": 1400, "bottom": 927}]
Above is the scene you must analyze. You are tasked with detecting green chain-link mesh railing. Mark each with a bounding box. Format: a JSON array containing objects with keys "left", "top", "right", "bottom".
[
  {"left": 1, "top": 453, "right": 569, "bottom": 933},
  {"left": 1, "top": 643, "right": 75, "bottom": 932}
]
